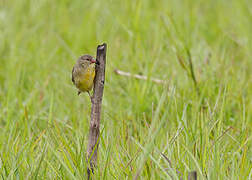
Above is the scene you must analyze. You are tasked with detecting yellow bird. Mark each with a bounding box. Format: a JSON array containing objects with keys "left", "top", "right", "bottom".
[{"left": 72, "top": 55, "right": 96, "bottom": 97}]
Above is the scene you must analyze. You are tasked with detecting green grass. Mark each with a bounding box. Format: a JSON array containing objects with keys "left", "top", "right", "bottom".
[{"left": 0, "top": 0, "right": 251, "bottom": 179}]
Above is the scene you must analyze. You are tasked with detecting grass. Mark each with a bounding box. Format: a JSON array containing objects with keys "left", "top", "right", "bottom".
[{"left": 0, "top": 0, "right": 251, "bottom": 179}]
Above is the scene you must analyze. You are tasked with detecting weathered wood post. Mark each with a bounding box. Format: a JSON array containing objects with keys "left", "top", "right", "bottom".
[{"left": 87, "top": 43, "right": 107, "bottom": 178}]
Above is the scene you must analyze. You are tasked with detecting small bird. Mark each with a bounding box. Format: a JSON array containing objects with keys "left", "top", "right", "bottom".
[{"left": 72, "top": 55, "right": 96, "bottom": 97}]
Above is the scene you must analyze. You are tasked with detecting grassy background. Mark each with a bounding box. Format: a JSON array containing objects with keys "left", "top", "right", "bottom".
[{"left": 0, "top": 0, "right": 251, "bottom": 179}]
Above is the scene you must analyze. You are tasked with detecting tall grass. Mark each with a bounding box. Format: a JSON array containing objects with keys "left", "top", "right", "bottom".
[{"left": 0, "top": 0, "right": 251, "bottom": 179}]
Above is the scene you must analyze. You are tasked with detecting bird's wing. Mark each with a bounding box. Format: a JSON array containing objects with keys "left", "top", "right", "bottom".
[{"left": 71, "top": 67, "right": 75, "bottom": 84}]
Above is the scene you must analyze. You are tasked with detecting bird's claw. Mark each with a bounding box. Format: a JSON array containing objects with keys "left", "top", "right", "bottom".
[{"left": 95, "top": 60, "right": 100, "bottom": 65}]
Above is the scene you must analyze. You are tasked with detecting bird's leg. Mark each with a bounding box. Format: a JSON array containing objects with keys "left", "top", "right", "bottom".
[{"left": 87, "top": 91, "right": 93, "bottom": 103}]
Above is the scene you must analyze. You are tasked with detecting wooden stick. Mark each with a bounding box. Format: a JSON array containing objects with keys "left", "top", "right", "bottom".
[
  {"left": 87, "top": 43, "right": 107, "bottom": 179},
  {"left": 114, "top": 69, "right": 166, "bottom": 84}
]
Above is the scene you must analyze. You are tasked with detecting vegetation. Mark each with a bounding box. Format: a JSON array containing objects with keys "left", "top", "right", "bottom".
[{"left": 0, "top": 0, "right": 251, "bottom": 179}]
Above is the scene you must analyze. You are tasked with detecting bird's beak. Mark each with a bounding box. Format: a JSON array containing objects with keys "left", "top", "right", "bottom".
[{"left": 90, "top": 58, "right": 96, "bottom": 64}]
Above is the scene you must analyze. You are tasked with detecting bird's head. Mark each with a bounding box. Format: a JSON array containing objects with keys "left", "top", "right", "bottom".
[{"left": 78, "top": 55, "right": 96, "bottom": 68}]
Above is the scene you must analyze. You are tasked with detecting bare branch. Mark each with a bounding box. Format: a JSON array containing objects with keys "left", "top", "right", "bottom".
[{"left": 114, "top": 69, "right": 166, "bottom": 84}]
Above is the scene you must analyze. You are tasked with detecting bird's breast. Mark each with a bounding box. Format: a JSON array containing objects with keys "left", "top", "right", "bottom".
[{"left": 76, "top": 64, "right": 95, "bottom": 92}]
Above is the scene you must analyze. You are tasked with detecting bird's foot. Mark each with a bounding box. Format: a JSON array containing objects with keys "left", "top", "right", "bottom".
[{"left": 87, "top": 91, "right": 93, "bottom": 103}]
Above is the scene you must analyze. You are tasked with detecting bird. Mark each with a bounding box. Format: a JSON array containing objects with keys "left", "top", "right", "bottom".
[{"left": 72, "top": 55, "right": 96, "bottom": 98}]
